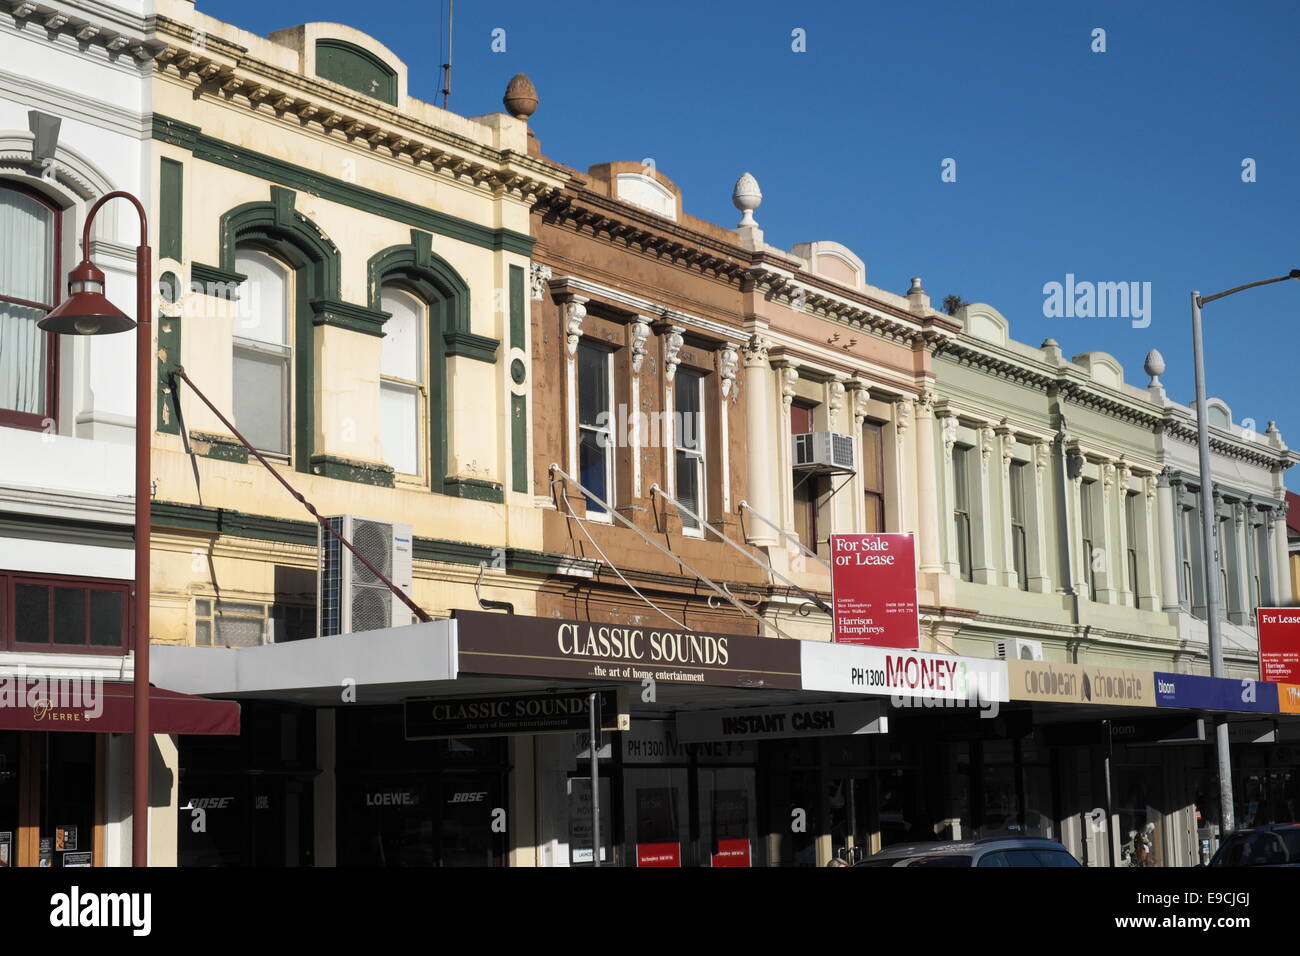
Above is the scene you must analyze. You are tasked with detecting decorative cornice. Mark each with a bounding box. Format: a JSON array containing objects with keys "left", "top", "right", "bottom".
[
  {"left": 1, "top": 0, "right": 160, "bottom": 64},
  {"left": 153, "top": 115, "right": 536, "bottom": 257},
  {"left": 151, "top": 17, "right": 568, "bottom": 206},
  {"left": 443, "top": 329, "right": 501, "bottom": 363},
  {"left": 546, "top": 274, "right": 748, "bottom": 345}
]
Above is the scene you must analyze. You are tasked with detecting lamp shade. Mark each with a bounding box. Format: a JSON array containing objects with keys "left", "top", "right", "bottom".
[{"left": 38, "top": 258, "right": 135, "bottom": 336}]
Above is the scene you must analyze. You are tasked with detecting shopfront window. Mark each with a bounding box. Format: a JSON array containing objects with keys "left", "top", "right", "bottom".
[
  {"left": 0, "top": 733, "right": 16, "bottom": 867},
  {"left": 698, "top": 768, "right": 757, "bottom": 867}
]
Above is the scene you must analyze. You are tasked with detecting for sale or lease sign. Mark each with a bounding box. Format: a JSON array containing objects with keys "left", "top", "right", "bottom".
[
  {"left": 830, "top": 533, "right": 919, "bottom": 649},
  {"left": 1257, "top": 608, "right": 1300, "bottom": 685}
]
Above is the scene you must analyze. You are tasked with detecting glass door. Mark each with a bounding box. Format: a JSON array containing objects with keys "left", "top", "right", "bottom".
[
  {"left": 827, "top": 775, "right": 873, "bottom": 865},
  {"left": 624, "top": 768, "right": 688, "bottom": 867},
  {"left": 40, "top": 733, "right": 95, "bottom": 868},
  {"left": 698, "top": 768, "right": 757, "bottom": 867},
  {"left": 437, "top": 770, "right": 507, "bottom": 867},
  {"left": 0, "top": 733, "right": 16, "bottom": 867}
]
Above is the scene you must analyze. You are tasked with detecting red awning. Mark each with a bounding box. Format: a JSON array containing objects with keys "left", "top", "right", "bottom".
[{"left": 0, "top": 681, "right": 240, "bottom": 735}]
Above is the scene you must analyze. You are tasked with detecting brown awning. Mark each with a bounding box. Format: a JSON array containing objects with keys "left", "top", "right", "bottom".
[{"left": 0, "top": 682, "right": 240, "bottom": 735}]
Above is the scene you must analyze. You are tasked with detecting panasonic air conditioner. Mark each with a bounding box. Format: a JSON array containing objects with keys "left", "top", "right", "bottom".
[
  {"left": 791, "top": 431, "right": 856, "bottom": 474},
  {"left": 318, "top": 515, "right": 414, "bottom": 636},
  {"left": 995, "top": 638, "right": 1044, "bottom": 661}
]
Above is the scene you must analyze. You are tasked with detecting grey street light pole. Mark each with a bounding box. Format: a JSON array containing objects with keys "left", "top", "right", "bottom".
[{"left": 1190, "top": 269, "right": 1300, "bottom": 837}]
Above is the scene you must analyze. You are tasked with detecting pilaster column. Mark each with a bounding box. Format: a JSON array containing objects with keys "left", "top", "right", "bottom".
[
  {"left": 971, "top": 424, "right": 998, "bottom": 584},
  {"left": 562, "top": 296, "right": 588, "bottom": 481},
  {"left": 1027, "top": 441, "right": 1052, "bottom": 592},
  {"left": 773, "top": 358, "right": 800, "bottom": 531},
  {"left": 1232, "top": 500, "right": 1252, "bottom": 623},
  {"left": 1066, "top": 448, "right": 1088, "bottom": 596},
  {"left": 1114, "top": 460, "right": 1133, "bottom": 605},
  {"left": 1272, "top": 508, "right": 1293, "bottom": 605},
  {"left": 1157, "top": 469, "right": 1181, "bottom": 612},
  {"left": 717, "top": 343, "right": 739, "bottom": 515},
  {"left": 936, "top": 406, "right": 960, "bottom": 577},
  {"left": 628, "top": 315, "right": 652, "bottom": 499},
  {"left": 846, "top": 378, "right": 870, "bottom": 533},
  {"left": 1141, "top": 473, "right": 1161, "bottom": 610},
  {"left": 997, "top": 422, "right": 1017, "bottom": 588},
  {"left": 1094, "top": 459, "right": 1119, "bottom": 603},
  {"left": 912, "top": 393, "right": 943, "bottom": 574},
  {"left": 742, "top": 333, "right": 778, "bottom": 546}
]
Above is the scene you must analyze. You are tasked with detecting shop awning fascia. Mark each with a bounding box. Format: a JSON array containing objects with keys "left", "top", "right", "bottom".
[{"left": 0, "top": 681, "right": 240, "bottom": 735}]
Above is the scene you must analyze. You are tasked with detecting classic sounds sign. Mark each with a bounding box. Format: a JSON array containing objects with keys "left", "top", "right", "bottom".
[
  {"left": 405, "top": 688, "right": 629, "bottom": 739},
  {"left": 453, "top": 610, "right": 801, "bottom": 690},
  {"left": 1258, "top": 608, "right": 1300, "bottom": 685},
  {"left": 830, "top": 533, "right": 919, "bottom": 648}
]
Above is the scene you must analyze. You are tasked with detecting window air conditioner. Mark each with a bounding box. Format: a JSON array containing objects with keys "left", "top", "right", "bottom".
[
  {"left": 995, "top": 638, "right": 1044, "bottom": 661},
  {"left": 792, "top": 431, "right": 856, "bottom": 474},
  {"left": 318, "top": 515, "right": 414, "bottom": 636}
]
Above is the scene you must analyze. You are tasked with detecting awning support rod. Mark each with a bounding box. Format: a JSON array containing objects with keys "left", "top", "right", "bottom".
[
  {"left": 549, "top": 464, "right": 781, "bottom": 638},
  {"left": 738, "top": 500, "right": 832, "bottom": 571},
  {"left": 649, "top": 483, "right": 830, "bottom": 616},
  {"left": 170, "top": 368, "right": 432, "bottom": 624}
]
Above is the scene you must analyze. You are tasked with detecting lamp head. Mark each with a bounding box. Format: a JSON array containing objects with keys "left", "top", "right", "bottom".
[
  {"left": 1290, "top": 269, "right": 1300, "bottom": 280},
  {"left": 38, "top": 259, "right": 135, "bottom": 336}
]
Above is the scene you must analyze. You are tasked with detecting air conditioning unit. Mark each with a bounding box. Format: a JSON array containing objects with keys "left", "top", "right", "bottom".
[
  {"left": 792, "top": 431, "right": 855, "bottom": 474},
  {"left": 318, "top": 515, "right": 414, "bottom": 636},
  {"left": 996, "top": 638, "right": 1044, "bottom": 661}
]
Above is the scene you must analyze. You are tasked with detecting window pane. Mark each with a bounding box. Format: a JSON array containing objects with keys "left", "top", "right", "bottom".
[
  {"left": 861, "top": 422, "right": 884, "bottom": 492},
  {"left": 578, "top": 430, "right": 608, "bottom": 513},
  {"left": 233, "top": 249, "right": 288, "bottom": 345},
  {"left": 676, "top": 450, "right": 700, "bottom": 529},
  {"left": 381, "top": 380, "right": 420, "bottom": 475},
  {"left": 380, "top": 287, "right": 423, "bottom": 382},
  {"left": 0, "top": 189, "right": 53, "bottom": 304},
  {"left": 16, "top": 584, "right": 50, "bottom": 643},
  {"left": 54, "top": 588, "right": 86, "bottom": 645},
  {"left": 577, "top": 342, "right": 609, "bottom": 427},
  {"left": 0, "top": 301, "right": 48, "bottom": 416},
  {"left": 90, "top": 590, "right": 124, "bottom": 647},
  {"left": 233, "top": 347, "right": 288, "bottom": 454},
  {"left": 953, "top": 447, "right": 970, "bottom": 511},
  {"left": 865, "top": 492, "right": 885, "bottom": 534},
  {"left": 675, "top": 372, "right": 701, "bottom": 452},
  {"left": 791, "top": 403, "right": 814, "bottom": 434}
]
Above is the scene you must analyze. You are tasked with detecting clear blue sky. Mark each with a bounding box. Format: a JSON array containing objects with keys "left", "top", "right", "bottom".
[{"left": 201, "top": 0, "right": 1300, "bottom": 488}]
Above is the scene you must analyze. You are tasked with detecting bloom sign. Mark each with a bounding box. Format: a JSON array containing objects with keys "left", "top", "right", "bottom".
[{"left": 829, "top": 533, "right": 919, "bottom": 649}]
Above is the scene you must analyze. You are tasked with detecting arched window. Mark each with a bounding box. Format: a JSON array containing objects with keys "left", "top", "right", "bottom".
[
  {"left": 379, "top": 284, "right": 426, "bottom": 477},
  {"left": 233, "top": 247, "right": 292, "bottom": 456},
  {"left": 0, "top": 183, "right": 59, "bottom": 428}
]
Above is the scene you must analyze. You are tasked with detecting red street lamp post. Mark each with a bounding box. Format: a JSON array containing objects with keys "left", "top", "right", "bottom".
[{"left": 39, "top": 191, "right": 152, "bottom": 867}]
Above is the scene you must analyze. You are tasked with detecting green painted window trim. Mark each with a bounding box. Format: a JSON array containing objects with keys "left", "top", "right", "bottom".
[
  {"left": 159, "top": 158, "right": 183, "bottom": 261},
  {"left": 309, "top": 454, "right": 396, "bottom": 488},
  {"left": 315, "top": 38, "right": 398, "bottom": 106},
  {"left": 311, "top": 298, "right": 390, "bottom": 337},
  {"left": 153, "top": 114, "right": 535, "bottom": 257},
  {"left": 442, "top": 477, "right": 504, "bottom": 503},
  {"left": 509, "top": 264, "right": 525, "bottom": 350},
  {"left": 157, "top": 310, "right": 181, "bottom": 435},
  {"left": 150, "top": 500, "right": 569, "bottom": 572},
  {"left": 511, "top": 393, "right": 527, "bottom": 494},
  {"left": 190, "top": 262, "right": 246, "bottom": 300},
  {"left": 443, "top": 329, "right": 499, "bottom": 362},
  {"left": 219, "top": 186, "right": 341, "bottom": 476}
]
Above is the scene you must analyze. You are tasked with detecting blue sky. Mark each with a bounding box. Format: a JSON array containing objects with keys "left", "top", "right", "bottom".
[{"left": 202, "top": 0, "right": 1300, "bottom": 487}]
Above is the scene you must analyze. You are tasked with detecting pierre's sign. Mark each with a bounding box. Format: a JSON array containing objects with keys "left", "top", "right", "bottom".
[
  {"left": 453, "top": 610, "right": 801, "bottom": 690},
  {"left": 830, "top": 533, "right": 919, "bottom": 649},
  {"left": 404, "top": 688, "right": 629, "bottom": 740},
  {"left": 1007, "top": 661, "right": 1155, "bottom": 707}
]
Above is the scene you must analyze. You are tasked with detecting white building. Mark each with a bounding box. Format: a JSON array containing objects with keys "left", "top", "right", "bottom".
[{"left": 0, "top": 0, "right": 155, "bottom": 867}]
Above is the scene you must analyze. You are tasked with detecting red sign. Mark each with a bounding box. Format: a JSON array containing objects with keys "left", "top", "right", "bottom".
[
  {"left": 830, "top": 533, "right": 919, "bottom": 649},
  {"left": 1258, "top": 608, "right": 1300, "bottom": 684},
  {"left": 711, "top": 839, "right": 751, "bottom": 867},
  {"left": 636, "top": 842, "right": 681, "bottom": 867}
]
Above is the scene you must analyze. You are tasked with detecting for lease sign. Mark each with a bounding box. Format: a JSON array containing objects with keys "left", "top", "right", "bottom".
[
  {"left": 830, "top": 533, "right": 919, "bottom": 649},
  {"left": 1257, "top": 608, "right": 1300, "bottom": 685}
]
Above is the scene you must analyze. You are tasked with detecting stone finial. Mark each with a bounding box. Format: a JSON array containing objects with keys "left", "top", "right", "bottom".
[
  {"left": 906, "top": 277, "right": 930, "bottom": 315},
  {"left": 1040, "top": 338, "right": 1063, "bottom": 362},
  {"left": 503, "top": 73, "right": 538, "bottom": 121},
  {"left": 732, "top": 172, "right": 762, "bottom": 227},
  {"left": 1144, "top": 348, "right": 1167, "bottom": 402}
]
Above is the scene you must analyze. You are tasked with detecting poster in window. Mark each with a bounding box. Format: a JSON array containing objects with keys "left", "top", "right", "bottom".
[
  {"left": 634, "top": 786, "right": 681, "bottom": 867},
  {"left": 55, "top": 825, "right": 77, "bottom": 852},
  {"left": 0, "top": 832, "right": 10, "bottom": 867},
  {"left": 567, "top": 776, "right": 611, "bottom": 864},
  {"left": 62, "top": 851, "right": 92, "bottom": 868},
  {"left": 710, "top": 789, "right": 751, "bottom": 867}
]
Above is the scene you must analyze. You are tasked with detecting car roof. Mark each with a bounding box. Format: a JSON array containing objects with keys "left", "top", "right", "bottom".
[{"left": 865, "top": 836, "right": 1068, "bottom": 859}]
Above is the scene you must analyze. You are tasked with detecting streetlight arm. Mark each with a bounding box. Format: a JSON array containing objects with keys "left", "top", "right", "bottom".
[
  {"left": 1199, "top": 271, "right": 1300, "bottom": 306},
  {"left": 79, "top": 189, "right": 150, "bottom": 255}
]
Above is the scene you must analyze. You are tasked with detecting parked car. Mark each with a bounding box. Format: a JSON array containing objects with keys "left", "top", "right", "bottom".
[
  {"left": 855, "top": 836, "right": 1082, "bottom": 868},
  {"left": 1206, "top": 824, "right": 1300, "bottom": 867}
]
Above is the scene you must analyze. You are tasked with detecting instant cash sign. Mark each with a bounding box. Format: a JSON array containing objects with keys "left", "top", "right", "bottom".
[{"left": 830, "top": 533, "right": 920, "bottom": 649}]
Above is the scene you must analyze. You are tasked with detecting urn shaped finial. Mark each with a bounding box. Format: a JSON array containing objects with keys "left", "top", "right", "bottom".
[
  {"left": 732, "top": 172, "right": 762, "bottom": 227},
  {"left": 503, "top": 73, "right": 538, "bottom": 120}
]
